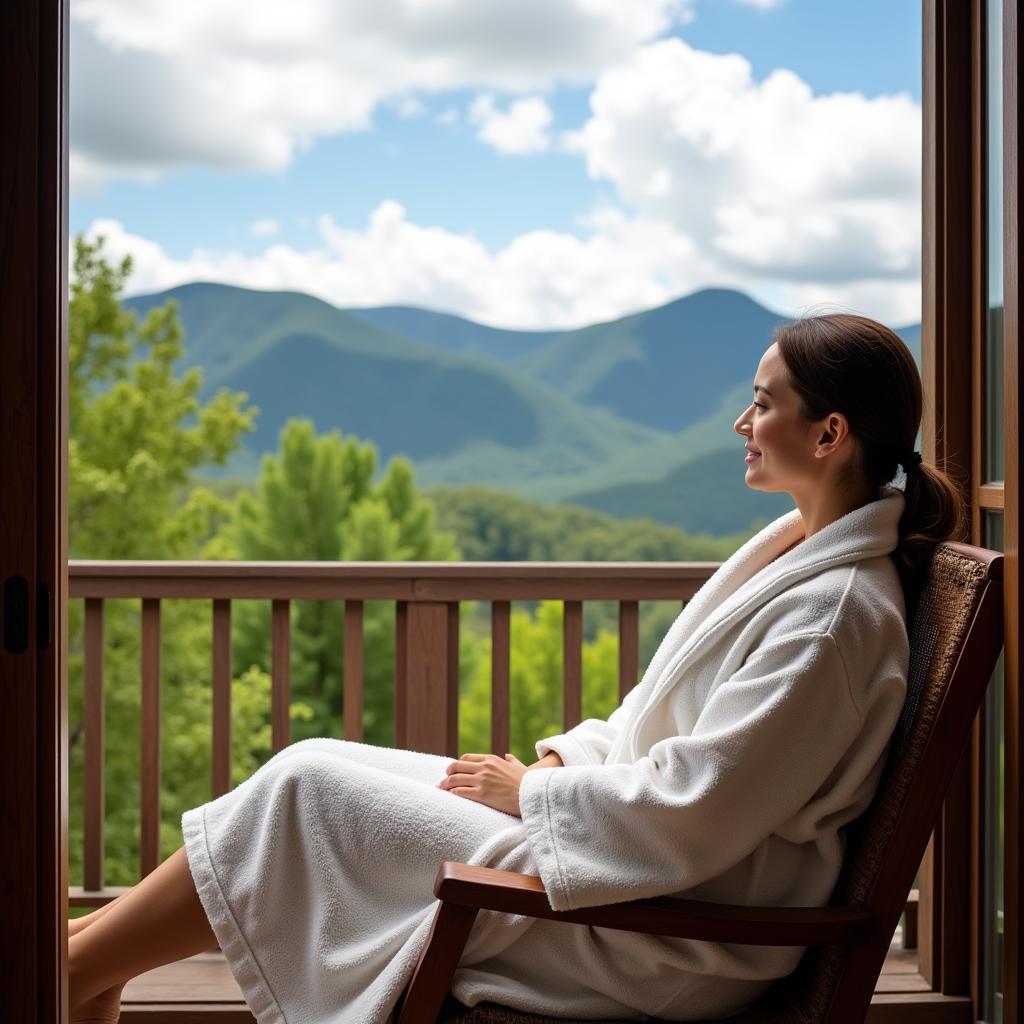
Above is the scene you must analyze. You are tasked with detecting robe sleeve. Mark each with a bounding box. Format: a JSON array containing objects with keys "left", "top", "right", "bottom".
[
  {"left": 533, "top": 681, "right": 644, "bottom": 767},
  {"left": 518, "top": 630, "right": 866, "bottom": 911}
]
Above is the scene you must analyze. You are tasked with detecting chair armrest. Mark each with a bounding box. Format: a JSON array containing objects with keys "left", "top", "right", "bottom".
[{"left": 434, "top": 862, "right": 872, "bottom": 947}]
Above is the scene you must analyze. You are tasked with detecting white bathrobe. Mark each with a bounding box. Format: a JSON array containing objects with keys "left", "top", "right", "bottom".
[{"left": 181, "top": 484, "right": 910, "bottom": 1023}]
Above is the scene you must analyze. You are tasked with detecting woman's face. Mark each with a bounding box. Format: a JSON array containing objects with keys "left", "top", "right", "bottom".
[{"left": 732, "top": 342, "right": 824, "bottom": 493}]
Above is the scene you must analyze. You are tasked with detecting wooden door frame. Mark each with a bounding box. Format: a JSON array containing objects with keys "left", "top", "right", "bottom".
[
  {"left": 0, "top": 0, "right": 70, "bottom": 1020},
  {"left": 932, "top": 0, "right": 1023, "bottom": 1017},
  {"left": 1001, "top": 0, "right": 1022, "bottom": 1016},
  {"left": 921, "top": 0, "right": 976, "bottom": 994},
  {"left": 892, "top": 2, "right": 1024, "bottom": 1017}
]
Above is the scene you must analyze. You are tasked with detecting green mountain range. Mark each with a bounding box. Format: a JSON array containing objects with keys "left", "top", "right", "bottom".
[
  {"left": 126, "top": 283, "right": 664, "bottom": 484},
  {"left": 125, "top": 283, "right": 921, "bottom": 535},
  {"left": 347, "top": 304, "right": 558, "bottom": 366},
  {"left": 519, "top": 289, "right": 787, "bottom": 432}
]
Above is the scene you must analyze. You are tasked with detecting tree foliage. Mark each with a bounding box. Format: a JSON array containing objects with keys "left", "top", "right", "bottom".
[
  {"left": 427, "top": 484, "right": 754, "bottom": 563},
  {"left": 70, "top": 236, "right": 255, "bottom": 560},
  {"left": 207, "top": 419, "right": 461, "bottom": 745},
  {"left": 68, "top": 235, "right": 272, "bottom": 889}
]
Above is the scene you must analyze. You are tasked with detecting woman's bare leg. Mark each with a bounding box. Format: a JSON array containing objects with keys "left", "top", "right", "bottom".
[
  {"left": 69, "top": 845, "right": 218, "bottom": 1014},
  {"left": 67, "top": 894, "right": 134, "bottom": 1021},
  {"left": 68, "top": 892, "right": 130, "bottom": 937}
]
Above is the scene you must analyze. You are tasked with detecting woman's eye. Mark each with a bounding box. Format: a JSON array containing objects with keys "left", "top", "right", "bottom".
[{"left": 753, "top": 401, "right": 766, "bottom": 410}]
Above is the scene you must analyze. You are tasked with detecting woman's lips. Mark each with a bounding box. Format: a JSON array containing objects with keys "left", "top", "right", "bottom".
[{"left": 744, "top": 449, "right": 761, "bottom": 463}]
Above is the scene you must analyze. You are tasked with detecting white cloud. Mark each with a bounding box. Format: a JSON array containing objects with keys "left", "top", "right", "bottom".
[
  {"left": 734, "top": 0, "right": 786, "bottom": 9},
  {"left": 468, "top": 93, "right": 554, "bottom": 154},
  {"left": 70, "top": 10, "right": 922, "bottom": 327},
  {"left": 82, "top": 203, "right": 710, "bottom": 329},
  {"left": 778, "top": 279, "right": 921, "bottom": 326},
  {"left": 69, "top": 0, "right": 694, "bottom": 190},
  {"left": 249, "top": 218, "right": 281, "bottom": 237},
  {"left": 560, "top": 37, "right": 921, "bottom": 301},
  {"left": 83, "top": 192, "right": 918, "bottom": 333}
]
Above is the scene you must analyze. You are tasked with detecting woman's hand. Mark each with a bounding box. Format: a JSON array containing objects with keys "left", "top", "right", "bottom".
[{"left": 436, "top": 752, "right": 530, "bottom": 817}]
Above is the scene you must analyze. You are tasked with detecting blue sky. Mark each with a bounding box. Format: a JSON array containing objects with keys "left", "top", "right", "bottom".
[{"left": 69, "top": 0, "right": 922, "bottom": 328}]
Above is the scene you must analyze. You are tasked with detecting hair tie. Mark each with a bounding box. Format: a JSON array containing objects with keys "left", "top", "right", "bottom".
[{"left": 901, "top": 450, "right": 923, "bottom": 472}]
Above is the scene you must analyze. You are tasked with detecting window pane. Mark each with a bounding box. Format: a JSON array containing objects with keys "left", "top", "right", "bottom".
[
  {"left": 980, "top": 509, "right": 1004, "bottom": 1023},
  {"left": 986, "top": 0, "right": 1005, "bottom": 484}
]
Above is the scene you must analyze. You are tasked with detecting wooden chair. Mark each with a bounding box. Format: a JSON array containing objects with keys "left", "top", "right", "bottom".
[{"left": 395, "top": 541, "right": 1005, "bottom": 1024}]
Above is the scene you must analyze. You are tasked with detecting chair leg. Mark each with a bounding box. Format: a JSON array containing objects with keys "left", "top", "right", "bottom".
[{"left": 396, "top": 901, "right": 480, "bottom": 1024}]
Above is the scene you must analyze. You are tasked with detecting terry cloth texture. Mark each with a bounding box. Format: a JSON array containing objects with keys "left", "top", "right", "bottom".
[{"left": 181, "top": 484, "right": 911, "bottom": 1023}]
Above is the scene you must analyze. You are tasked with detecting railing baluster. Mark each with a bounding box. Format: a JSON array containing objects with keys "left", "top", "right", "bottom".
[
  {"left": 447, "top": 602, "right": 459, "bottom": 759},
  {"left": 491, "top": 601, "right": 511, "bottom": 757},
  {"left": 212, "top": 599, "right": 232, "bottom": 798},
  {"left": 271, "top": 599, "right": 291, "bottom": 753},
  {"left": 140, "top": 598, "right": 161, "bottom": 878},
  {"left": 618, "top": 600, "right": 640, "bottom": 701},
  {"left": 395, "top": 601, "right": 407, "bottom": 748},
  {"left": 84, "top": 598, "right": 105, "bottom": 892},
  {"left": 563, "top": 600, "right": 583, "bottom": 729},
  {"left": 344, "top": 600, "right": 364, "bottom": 742}
]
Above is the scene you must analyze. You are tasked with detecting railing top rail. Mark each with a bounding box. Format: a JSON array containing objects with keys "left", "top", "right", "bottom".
[
  {"left": 70, "top": 559, "right": 721, "bottom": 577},
  {"left": 68, "top": 560, "right": 720, "bottom": 601}
]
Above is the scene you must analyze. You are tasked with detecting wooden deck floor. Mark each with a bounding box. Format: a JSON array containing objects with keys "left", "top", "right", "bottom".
[{"left": 118, "top": 940, "right": 972, "bottom": 1023}]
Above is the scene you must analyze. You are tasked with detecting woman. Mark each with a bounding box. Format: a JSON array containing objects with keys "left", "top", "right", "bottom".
[{"left": 70, "top": 313, "right": 965, "bottom": 1023}]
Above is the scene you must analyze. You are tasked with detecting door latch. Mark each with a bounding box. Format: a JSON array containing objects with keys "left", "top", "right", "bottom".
[
  {"left": 3, "top": 576, "right": 28, "bottom": 654},
  {"left": 2, "top": 577, "right": 53, "bottom": 653}
]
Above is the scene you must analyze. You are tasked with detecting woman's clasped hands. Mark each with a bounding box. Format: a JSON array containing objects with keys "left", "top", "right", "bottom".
[
  {"left": 436, "top": 752, "right": 530, "bottom": 816},
  {"left": 437, "top": 749, "right": 565, "bottom": 816}
]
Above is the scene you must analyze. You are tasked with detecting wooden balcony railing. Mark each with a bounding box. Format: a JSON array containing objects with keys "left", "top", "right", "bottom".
[{"left": 67, "top": 559, "right": 718, "bottom": 907}]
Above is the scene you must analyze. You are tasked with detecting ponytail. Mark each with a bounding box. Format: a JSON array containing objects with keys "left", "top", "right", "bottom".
[{"left": 893, "top": 458, "right": 968, "bottom": 617}]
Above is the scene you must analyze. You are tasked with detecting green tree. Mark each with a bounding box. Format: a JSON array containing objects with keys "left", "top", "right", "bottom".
[
  {"left": 209, "top": 418, "right": 465, "bottom": 744},
  {"left": 67, "top": 235, "right": 293, "bottom": 893},
  {"left": 69, "top": 238, "right": 255, "bottom": 561}
]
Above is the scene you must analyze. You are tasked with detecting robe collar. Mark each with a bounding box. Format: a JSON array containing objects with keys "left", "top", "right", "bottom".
[{"left": 627, "top": 483, "right": 907, "bottom": 751}]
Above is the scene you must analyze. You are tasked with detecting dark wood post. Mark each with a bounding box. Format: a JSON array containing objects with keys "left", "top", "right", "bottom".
[
  {"left": 0, "top": 0, "right": 69, "bottom": 1018},
  {"left": 396, "top": 602, "right": 459, "bottom": 757},
  {"left": 921, "top": 0, "right": 976, "bottom": 993},
  {"left": 1001, "top": 0, "right": 1023, "bottom": 1014}
]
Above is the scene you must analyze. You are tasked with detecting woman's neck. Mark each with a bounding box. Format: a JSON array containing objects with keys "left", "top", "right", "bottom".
[{"left": 791, "top": 481, "right": 881, "bottom": 541}]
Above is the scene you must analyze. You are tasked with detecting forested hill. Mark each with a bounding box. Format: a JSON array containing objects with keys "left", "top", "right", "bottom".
[
  {"left": 124, "top": 282, "right": 664, "bottom": 482},
  {"left": 519, "top": 288, "right": 787, "bottom": 432},
  {"left": 125, "top": 282, "right": 921, "bottom": 535},
  {"left": 352, "top": 288, "right": 780, "bottom": 432}
]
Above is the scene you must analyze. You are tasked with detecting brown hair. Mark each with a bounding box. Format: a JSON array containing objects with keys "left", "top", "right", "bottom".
[{"left": 772, "top": 313, "right": 967, "bottom": 613}]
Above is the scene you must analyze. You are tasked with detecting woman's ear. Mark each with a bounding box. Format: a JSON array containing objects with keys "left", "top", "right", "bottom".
[{"left": 815, "top": 412, "right": 850, "bottom": 457}]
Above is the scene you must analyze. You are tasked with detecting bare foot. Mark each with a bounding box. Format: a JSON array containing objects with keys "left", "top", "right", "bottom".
[{"left": 71, "top": 982, "right": 125, "bottom": 1023}]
